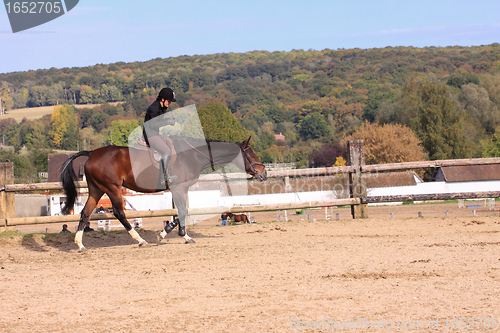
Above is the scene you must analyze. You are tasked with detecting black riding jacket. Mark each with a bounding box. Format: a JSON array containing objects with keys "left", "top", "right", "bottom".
[{"left": 143, "top": 100, "right": 169, "bottom": 146}]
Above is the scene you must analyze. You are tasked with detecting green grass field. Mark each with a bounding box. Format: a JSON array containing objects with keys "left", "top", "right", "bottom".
[{"left": 0, "top": 102, "right": 123, "bottom": 122}]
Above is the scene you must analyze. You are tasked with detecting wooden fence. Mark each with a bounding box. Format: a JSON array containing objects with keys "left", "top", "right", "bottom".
[
  {"left": 1, "top": 198, "right": 359, "bottom": 227},
  {"left": 2, "top": 140, "right": 500, "bottom": 227}
]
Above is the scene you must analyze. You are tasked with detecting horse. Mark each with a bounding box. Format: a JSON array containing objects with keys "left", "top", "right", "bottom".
[
  {"left": 60, "top": 136, "right": 267, "bottom": 252},
  {"left": 226, "top": 212, "right": 250, "bottom": 223}
]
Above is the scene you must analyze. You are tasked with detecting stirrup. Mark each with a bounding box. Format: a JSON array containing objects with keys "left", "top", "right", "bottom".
[{"left": 160, "top": 174, "right": 177, "bottom": 185}]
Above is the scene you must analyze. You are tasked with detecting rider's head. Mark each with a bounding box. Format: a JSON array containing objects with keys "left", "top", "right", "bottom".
[{"left": 157, "top": 88, "right": 176, "bottom": 108}]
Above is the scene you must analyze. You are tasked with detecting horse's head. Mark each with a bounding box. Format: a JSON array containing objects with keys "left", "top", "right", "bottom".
[{"left": 240, "top": 137, "right": 267, "bottom": 181}]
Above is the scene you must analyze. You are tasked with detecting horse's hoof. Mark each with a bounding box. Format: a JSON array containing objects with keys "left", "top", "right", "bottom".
[
  {"left": 139, "top": 241, "right": 149, "bottom": 247},
  {"left": 78, "top": 247, "right": 87, "bottom": 253},
  {"left": 185, "top": 238, "right": 196, "bottom": 244},
  {"left": 156, "top": 230, "right": 167, "bottom": 243}
]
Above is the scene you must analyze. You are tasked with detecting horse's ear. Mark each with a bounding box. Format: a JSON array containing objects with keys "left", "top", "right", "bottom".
[{"left": 242, "top": 136, "right": 251, "bottom": 147}]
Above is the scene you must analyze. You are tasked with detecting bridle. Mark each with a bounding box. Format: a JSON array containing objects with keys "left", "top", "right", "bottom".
[{"left": 238, "top": 143, "right": 266, "bottom": 181}]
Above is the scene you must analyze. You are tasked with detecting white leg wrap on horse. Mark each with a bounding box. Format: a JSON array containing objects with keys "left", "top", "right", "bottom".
[
  {"left": 129, "top": 229, "right": 147, "bottom": 245},
  {"left": 75, "top": 230, "right": 84, "bottom": 250},
  {"left": 183, "top": 234, "right": 195, "bottom": 243},
  {"left": 159, "top": 230, "right": 167, "bottom": 239}
]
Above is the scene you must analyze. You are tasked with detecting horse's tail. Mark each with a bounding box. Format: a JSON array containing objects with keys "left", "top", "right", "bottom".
[
  {"left": 60, "top": 151, "right": 90, "bottom": 215},
  {"left": 244, "top": 214, "right": 249, "bottom": 223}
]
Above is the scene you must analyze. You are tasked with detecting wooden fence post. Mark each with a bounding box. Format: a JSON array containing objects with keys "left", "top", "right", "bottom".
[
  {"left": 347, "top": 140, "right": 368, "bottom": 218},
  {"left": 0, "top": 162, "right": 15, "bottom": 222}
]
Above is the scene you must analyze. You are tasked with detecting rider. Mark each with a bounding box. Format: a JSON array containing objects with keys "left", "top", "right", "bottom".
[{"left": 143, "top": 87, "right": 176, "bottom": 186}]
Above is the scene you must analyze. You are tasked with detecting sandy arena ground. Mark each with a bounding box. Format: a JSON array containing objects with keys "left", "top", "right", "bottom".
[{"left": 1, "top": 203, "right": 500, "bottom": 332}]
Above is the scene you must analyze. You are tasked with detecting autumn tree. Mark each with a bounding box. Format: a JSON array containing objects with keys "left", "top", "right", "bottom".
[
  {"left": 381, "top": 78, "right": 469, "bottom": 160},
  {"left": 12, "top": 88, "right": 28, "bottom": 108},
  {"left": 298, "top": 112, "right": 332, "bottom": 140},
  {"left": 479, "top": 126, "right": 500, "bottom": 157},
  {"left": 0, "top": 150, "right": 36, "bottom": 183},
  {"left": 107, "top": 119, "right": 139, "bottom": 146},
  {"left": 80, "top": 85, "right": 98, "bottom": 104},
  {"left": 182, "top": 102, "right": 250, "bottom": 143},
  {"left": 459, "top": 83, "right": 499, "bottom": 134},
  {"left": 49, "top": 104, "right": 79, "bottom": 150},
  {"left": 80, "top": 127, "right": 105, "bottom": 150},
  {"left": 78, "top": 107, "right": 110, "bottom": 132},
  {"left": 446, "top": 71, "right": 479, "bottom": 89},
  {"left": 342, "top": 122, "right": 427, "bottom": 165},
  {"left": 259, "top": 104, "right": 293, "bottom": 124},
  {"left": 18, "top": 118, "right": 49, "bottom": 149},
  {"left": 4, "top": 122, "right": 22, "bottom": 152},
  {"left": 414, "top": 80, "right": 468, "bottom": 160},
  {"left": 28, "top": 86, "right": 48, "bottom": 107},
  {"left": 0, "top": 83, "right": 14, "bottom": 113},
  {"left": 310, "top": 143, "right": 347, "bottom": 167},
  {"left": 28, "top": 147, "right": 53, "bottom": 173},
  {"left": 259, "top": 131, "right": 276, "bottom": 151},
  {"left": 0, "top": 118, "right": 17, "bottom": 136},
  {"left": 480, "top": 74, "right": 500, "bottom": 106}
]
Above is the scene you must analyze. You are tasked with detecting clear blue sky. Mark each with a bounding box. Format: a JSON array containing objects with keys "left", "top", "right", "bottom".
[{"left": 1, "top": 0, "right": 499, "bottom": 74}]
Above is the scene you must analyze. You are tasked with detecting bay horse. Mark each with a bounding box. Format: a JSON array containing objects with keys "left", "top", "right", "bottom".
[
  {"left": 226, "top": 213, "right": 250, "bottom": 223},
  {"left": 60, "top": 136, "right": 266, "bottom": 252}
]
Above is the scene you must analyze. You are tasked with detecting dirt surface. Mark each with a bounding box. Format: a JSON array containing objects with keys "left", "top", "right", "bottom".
[{"left": 1, "top": 204, "right": 500, "bottom": 332}]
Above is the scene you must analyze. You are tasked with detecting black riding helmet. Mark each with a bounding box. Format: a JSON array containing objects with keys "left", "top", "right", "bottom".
[{"left": 158, "top": 88, "right": 176, "bottom": 102}]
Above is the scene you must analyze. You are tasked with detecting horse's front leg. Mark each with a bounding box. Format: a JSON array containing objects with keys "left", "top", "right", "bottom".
[
  {"left": 115, "top": 209, "right": 148, "bottom": 247},
  {"left": 161, "top": 186, "right": 195, "bottom": 244}
]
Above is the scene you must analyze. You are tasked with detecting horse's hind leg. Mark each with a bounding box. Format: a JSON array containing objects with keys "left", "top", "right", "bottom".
[
  {"left": 75, "top": 182, "right": 103, "bottom": 252},
  {"left": 107, "top": 186, "right": 148, "bottom": 247}
]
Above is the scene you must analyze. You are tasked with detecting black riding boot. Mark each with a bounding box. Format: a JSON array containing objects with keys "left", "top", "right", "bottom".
[{"left": 160, "top": 154, "right": 175, "bottom": 185}]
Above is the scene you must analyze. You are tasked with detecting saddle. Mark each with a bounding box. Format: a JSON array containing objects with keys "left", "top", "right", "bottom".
[{"left": 134, "top": 137, "right": 177, "bottom": 169}]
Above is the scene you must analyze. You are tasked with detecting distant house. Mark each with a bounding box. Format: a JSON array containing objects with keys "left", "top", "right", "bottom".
[
  {"left": 432, "top": 165, "right": 500, "bottom": 182},
  {"left": 48, "top": 153, "right": 88, "bottom": 182},
  {"left": 274, "top": 132, "right": 285, "bottom": 142}
]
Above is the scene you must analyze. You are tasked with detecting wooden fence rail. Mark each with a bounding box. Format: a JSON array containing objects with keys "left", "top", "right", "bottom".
[
  {"left": 362, "top": 191, "right": 500, "bottom": 204},
  {"left": 362, "top": 157, "right": 500, "bottom": 173},
  {"left": 3, "top": 157, "right": 500, "bottom": 193},
  {"left": 0, "top": 166, "right": 359, "bottom": 192}
]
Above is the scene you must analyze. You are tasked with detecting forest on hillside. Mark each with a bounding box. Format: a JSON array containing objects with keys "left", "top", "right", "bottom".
[{"left": 1, "top": 44, "right": 500, "bottom": 182}]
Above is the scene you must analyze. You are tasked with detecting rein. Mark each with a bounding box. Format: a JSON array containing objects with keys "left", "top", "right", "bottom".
[
  {"left": 181, "top": 137, "right": 219, "bottom": 171},
  {"left": 180, "top": 137, "right": 264, "bottom": 179},
  {"left": 207, "top": 141, "right": 215, "bottom": 171}
]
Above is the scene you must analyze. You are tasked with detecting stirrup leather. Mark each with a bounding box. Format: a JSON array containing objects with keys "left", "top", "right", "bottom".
[{"left": 160, "top": 155, "right": 177, "bottom": 184}]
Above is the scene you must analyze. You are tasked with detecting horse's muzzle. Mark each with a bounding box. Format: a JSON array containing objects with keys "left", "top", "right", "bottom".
[{"left": 254, "top": 169, "right": 267, "bottom": 181}]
